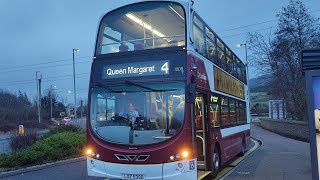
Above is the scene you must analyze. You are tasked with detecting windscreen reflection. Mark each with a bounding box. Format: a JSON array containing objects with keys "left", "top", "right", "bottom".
[{"left": 90, "top": 83, "right": 185, "bottom": 145}]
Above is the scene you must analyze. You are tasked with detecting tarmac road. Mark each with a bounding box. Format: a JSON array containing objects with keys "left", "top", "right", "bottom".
[
  {"left": 225, "top": 125, "right": 312, "bottom": 180},
  {"left": 1, "top": 125, "right": 312, "bottom": 180}
]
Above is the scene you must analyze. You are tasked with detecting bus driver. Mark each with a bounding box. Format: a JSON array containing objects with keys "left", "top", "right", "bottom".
[{"left": 119, "top": 103, "right": 139, "bottom": 126}]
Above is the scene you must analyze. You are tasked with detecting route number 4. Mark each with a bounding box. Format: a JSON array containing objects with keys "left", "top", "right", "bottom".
[{"left": 161, "top": 62, "right": 169, "bottom": 74}]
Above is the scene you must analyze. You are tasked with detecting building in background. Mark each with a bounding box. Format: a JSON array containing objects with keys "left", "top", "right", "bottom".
[{"left": 269, "top": 100, "right": 287, "bottom": 119}]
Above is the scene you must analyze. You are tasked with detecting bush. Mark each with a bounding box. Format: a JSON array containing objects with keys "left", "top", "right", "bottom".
[
  {"left": 10, "top": 132, "right": 38, "bottom": 152},
  {"left": 0, "top": 124, "right": 15, "bottom": 133},
  {"left": 42, "top": 125, "right": 84, "bottom": 139},
  {"left": 0, "top": 131, "right": 86, "bottom": 168}
]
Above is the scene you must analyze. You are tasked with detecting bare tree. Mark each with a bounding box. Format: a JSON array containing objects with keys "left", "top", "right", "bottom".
[
  {"left": 248, "top": 0, "right": 320, "bottom": 120},
  {"left": 0, "top": 90, "right": 37, "bottom": 123}
]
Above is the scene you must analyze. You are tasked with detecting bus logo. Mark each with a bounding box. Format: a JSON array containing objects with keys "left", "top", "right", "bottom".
[
  {"left": 189, "top": 160, "right": 195, "bottom": 170},
  {"left": 115, "top": 154, "right": 150, "bottom": 161}
]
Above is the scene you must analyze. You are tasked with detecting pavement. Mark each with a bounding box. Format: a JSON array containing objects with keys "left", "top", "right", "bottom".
[{"left": 225, "top": 125, "right": 312, "bottom": 180}]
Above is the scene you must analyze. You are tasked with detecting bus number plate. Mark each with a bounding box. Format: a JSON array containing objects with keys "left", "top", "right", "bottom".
[{"left": 122, "top": 173, "right": 145, "bottom": 180}]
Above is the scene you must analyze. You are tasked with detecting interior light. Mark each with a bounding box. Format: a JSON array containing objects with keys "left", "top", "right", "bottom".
[
  {"left": 125, "top": 13, "right": 168, "bottom": 39},
  {"left": 152, "top": 29, "right": 165, "bottom": 38}
]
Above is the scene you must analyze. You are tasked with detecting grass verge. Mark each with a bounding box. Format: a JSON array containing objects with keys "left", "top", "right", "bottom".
[
  {"left": 252, "top": 122, "right": 261, "bottom": 126},
  {"left": 0, "top": 126, "right": 85, "bottom": 168}
]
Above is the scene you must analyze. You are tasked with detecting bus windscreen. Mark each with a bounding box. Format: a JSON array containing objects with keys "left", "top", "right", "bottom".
[
  {"left": 89, "top": 82, "right": 185, "bottom": 145},
  {"left": 96, "top": 1, "right": 186, "bottom": 55}
]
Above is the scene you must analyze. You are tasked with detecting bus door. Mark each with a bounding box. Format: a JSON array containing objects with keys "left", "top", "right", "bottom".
[{"left": 195, "top": 93, "right": 209, "bottom": 170}]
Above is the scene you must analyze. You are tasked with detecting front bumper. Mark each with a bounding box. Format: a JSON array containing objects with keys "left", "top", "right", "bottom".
[{"left": 87, "top": 157, "right": 197, "bottom": 180}]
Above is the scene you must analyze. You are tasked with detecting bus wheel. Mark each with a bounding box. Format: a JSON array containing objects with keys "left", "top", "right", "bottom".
[
  {"left": 211, "top": 147, "right": 221, "bottom": 178},
  {"left": 239, "top": 136, "right": 246, "bottom": 156}
]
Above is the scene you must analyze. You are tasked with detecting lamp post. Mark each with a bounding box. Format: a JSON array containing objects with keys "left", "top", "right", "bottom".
[
  {"left": 237, "top": 43, "right": 250, "bottom": 114},
  {"left": 50, "top": 85, "right": 57, "bottom": 120},
  {"left": 36, "top": 71, "right": 42, "bottom": 123},
  {"left": 36, "top": 71, "right": 40, "bottom": 123},
  {"left": 73, "top": 48, "right": 79, "bottom": 119}
]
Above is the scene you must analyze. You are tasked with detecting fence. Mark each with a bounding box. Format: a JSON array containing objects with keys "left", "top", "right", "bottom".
[{"left": 260, "top": 118, "right": 309, "bottom": 142}]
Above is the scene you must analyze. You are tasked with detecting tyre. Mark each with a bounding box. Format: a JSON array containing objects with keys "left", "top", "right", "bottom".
[
  {"left": 211, "top": 146, "right": 221, "bottom": 178},
  {"left": 239, "top": 136, "right": 246, "bottom": 156}
]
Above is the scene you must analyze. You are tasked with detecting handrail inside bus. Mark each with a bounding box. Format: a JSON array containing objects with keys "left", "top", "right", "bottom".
[
  {"left": 196, "top": 135, "right": 205, "bottom": 156},
  {"left": 100, "top": 34, "right": 185, "bottom": 47},
  {"left": 152, "top": 136, "right": 172, "bottom": 139}
]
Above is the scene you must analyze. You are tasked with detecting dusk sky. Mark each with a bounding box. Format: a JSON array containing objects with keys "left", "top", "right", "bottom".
[{"left": 0, "top": 0, "right": 319, "bottom": 104}]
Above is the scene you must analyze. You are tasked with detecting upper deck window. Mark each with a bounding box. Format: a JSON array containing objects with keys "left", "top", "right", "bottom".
[{"left": 96, "top": 2, "right": 186, "bottom": 55}]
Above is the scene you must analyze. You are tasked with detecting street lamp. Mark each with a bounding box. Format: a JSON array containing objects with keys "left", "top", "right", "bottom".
[
  {"left": 36, "top": 71, "right": 40, "bottom": 122},
  {"left": 73, "top": 48, "right": 79, "bottom": 119},
  {"left": 36, "top": 71, "right": 42, "bottom": 123},
  {"left": 50, "top": 85, "right": 57, "bottom": 120},
  {"left": 237, "top": 43, "right": 251, "bottom": 114}
]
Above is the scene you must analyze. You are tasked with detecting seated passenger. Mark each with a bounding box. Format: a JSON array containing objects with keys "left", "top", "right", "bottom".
[
  {"left": 168, "top": 40, "right": 178, "bottom": 47},
  {"left": 119, "top": 42, "right": 129, "bottom": 52},
  {"left": 134, "top": 43, "right": 144, "bottom": 50},
  {"left": 170, "top": 101, "right": 185, "bottom": 131},
  {"left": 195, "top": 115, "right": 202, "bottom": 130}
]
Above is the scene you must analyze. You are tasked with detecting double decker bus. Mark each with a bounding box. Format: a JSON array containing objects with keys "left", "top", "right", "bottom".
[{"left": 86, "top": 1, "right": 250, "bottom": 179}]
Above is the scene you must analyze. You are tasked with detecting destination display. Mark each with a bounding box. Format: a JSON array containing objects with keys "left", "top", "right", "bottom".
[
  {"left": 214, "top": 67, "right": 245, "bottom": 99},
  {"left": 102, "top": 61, "right": 170, "bottom": 79}
]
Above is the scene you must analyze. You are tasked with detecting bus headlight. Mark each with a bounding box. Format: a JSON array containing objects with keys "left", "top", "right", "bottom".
[
  {"left": 86, "top": 149, "right": 93, "bottom": 155},
  {"left": 182, "top": 151, "right": 189, "bottom": 158},
  {"left": 86, "top": 148, "right": 100, "bottom": 159}
]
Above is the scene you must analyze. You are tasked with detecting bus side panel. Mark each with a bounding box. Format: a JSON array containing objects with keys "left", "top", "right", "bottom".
[
  {"left": 219, "top": 124, "right": 250, "bottom": 164},
  {"left": 221, "top": 132, "right": 242, "bottom": 162}
]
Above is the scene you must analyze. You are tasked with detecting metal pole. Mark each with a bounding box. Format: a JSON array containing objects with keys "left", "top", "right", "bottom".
[
  {"left": 39, "top": 77, "right": 42, "bottom": 123},
  {"left": 80, "top": 100, "right": 83, "bottom": 119},
  {"left": 36, "top": 71, "right": 40, "bottom": 123},
  {"left": 50, "top": 85, "right": 53, "bottom": 119},
  {"left": 73, "top": 49, "right": 77, "bottom": 119},
  {"left": 244, "top": 43, "right": 250, "bottom": 108},
  {"left": 242, "top": 43, "right": 251, "bottom": 122}
]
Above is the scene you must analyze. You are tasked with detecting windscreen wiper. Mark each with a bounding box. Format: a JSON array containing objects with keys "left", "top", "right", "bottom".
[{"left": 124, "top": 80, "right": 156, "bottom": 91}]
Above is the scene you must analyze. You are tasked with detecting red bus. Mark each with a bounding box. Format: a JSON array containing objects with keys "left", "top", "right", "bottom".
[{"left": 86, "top": 1, "right": 250, "bottom": 179}]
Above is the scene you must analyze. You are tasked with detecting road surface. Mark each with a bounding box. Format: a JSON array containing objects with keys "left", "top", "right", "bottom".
[
  {"left": 1, "top": 125, "right": 312, "bottom": 180},
  {"left": 226, "top": 125, "right": 312, "bottom": 180}
]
